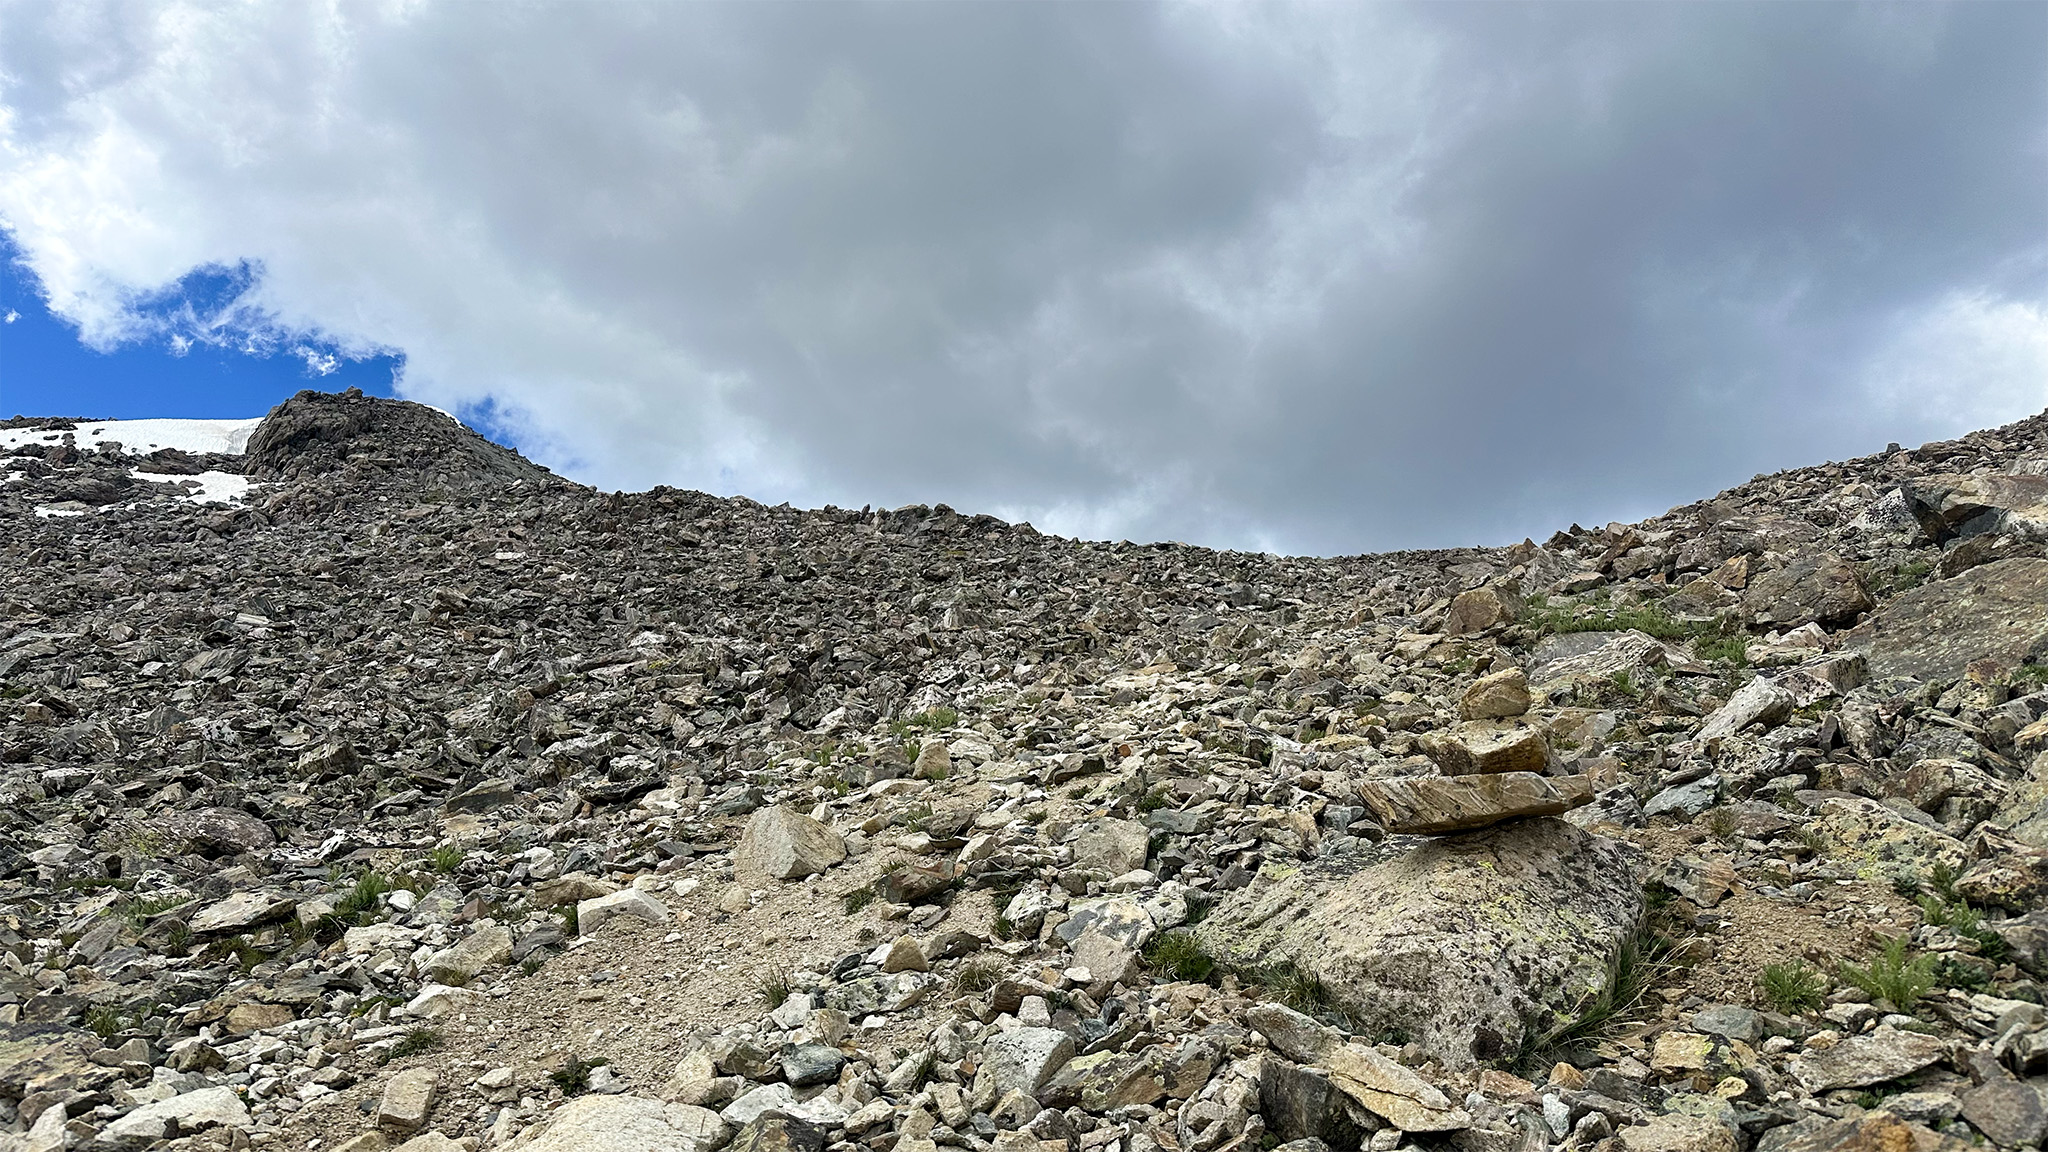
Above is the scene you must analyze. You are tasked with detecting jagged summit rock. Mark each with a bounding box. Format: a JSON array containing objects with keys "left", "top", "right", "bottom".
[{"left": 243, "top": 387, "right": 559, "bottom": 486}]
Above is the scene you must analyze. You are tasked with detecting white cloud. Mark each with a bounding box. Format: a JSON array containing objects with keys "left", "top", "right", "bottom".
[
  {"left": 1864, "top": 290, "right": 2048, "bottom": 436},
  {"left": 0, "top": 1, "right": 2040, "bottom": 552}
]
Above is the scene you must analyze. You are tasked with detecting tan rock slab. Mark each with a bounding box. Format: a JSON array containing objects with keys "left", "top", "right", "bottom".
[
  {"left": 1358, "top": 772, "right": 1592, "bottom": 835},
  {"left": 379, "top": 1066, "right": 439, "bottom": 1134}
]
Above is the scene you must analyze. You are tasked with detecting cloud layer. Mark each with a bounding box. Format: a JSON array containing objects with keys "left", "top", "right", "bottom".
[{"left": 2, "top": 1, "right": 2043, "bottom": 553}]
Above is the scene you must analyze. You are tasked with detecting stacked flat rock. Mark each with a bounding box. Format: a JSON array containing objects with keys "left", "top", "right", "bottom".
[{"left": 1356, "top": 666, "right": 1596, "bottom": 835}]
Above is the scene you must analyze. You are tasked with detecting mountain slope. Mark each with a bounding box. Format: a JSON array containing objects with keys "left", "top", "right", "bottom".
[{"left": 2, "top": 391, "right": 2046, "bottom": 1152}]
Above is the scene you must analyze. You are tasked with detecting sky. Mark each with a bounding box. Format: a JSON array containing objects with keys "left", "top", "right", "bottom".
[{"left": 0, "top": 2, "right": 2043, "bottom": 555}]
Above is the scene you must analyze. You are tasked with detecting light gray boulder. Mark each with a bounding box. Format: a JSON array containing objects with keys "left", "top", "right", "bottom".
[
  {"left": 737, "top": 808, "right": 846, "bottom": 880},
  {"left": 1196, "top": 818, "right": 1642, "bottom": 1068}
]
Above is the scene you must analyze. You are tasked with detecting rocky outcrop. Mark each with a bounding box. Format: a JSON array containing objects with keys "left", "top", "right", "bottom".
[
  {"left": 243, "top": 386, "right": 557, "bottom": 486},
  {"left": 1844, "top": 558, "right": 2048, "bottom": 681},
  {"left": 1196, "top": 818, "right": 1643, "bottom": 1067}
]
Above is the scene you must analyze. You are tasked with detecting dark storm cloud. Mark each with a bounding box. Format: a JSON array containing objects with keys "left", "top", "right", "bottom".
[{"left": 1, "top": 2, "right": 2042, "bottom": 552}]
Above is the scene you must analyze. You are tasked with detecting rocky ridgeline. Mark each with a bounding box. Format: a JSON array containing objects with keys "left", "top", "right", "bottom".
[{"left": 1, "top": 388, "right": 2046, "bottom": 1152}]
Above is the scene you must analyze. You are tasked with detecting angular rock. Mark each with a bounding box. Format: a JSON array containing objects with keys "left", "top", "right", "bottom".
[
  {"left": 1959, "top": 1077, "right": 2048, "bottom": 1149},
  {"left": 1258, "top": 1058, "right": 1351, "bottom": 1144},
  {"left": 503, "top": 1095, "right": 732, "bottom": 1152},
  {"left": 1419, "top": 720, "right": 1551, "bottom": 776},
  {"left": 380, "top": 1066, "right": 440, "bottom": 1133},
  {"left": 189, "top": 889, "right": 294, "bottom": 934},
  {"left": 577, "top": 889, "right": 671, "bottom": 936},
  {"left": 1245, "top": 1003, "right": 1346, "bottom": 1065},
  {"left": 879, "top": 936, "right": 928, "bottom": 974},
  {"left": 1695, "top": 677, "right": 1795, "bottom": 744},
  {"left": 139, "top": 806, "right": 275, "bottom": 857},
  {"left": 1197, "top": 818, "right": 1643, "bottom": 1068},
  {"left": 1906, "top": 473, "right": 2048, "bottom": 541},
  {"left": 1644, "top": 776, "right": 1722, "bottom": 820},
  {"left": 1356, "top": 772, "right": 1593, "bottom": 835},
  {"left": 781, "top": 1044, "right": 844, "bottom": 1087},
  {"left": 1324, "top": 1042, "right": 1470, "bottom": 1132},
  {"left": 719, "top": 1083, "right": 846, "bottom": 1128},
  {"left": 424, "top": 923, "right": 514, "bottom": 986},
  {"left": 1075, "top": 818, "right": 1151, "bottom": 875},
  {"left": 1617, "top": 1114, "right": 1739, "bottom": 1152},
  {"left": 1445, "top": 586, "right": 1521, "bottom": 636},
  {"left": 736, "top": 807, "right": 846, "bottom": 880},
  {"left": 1527, "top": 630, "right": 1670, "bottom": 688},
  {"left": 1460, "top": 667, "right": 1531, "bottom": 721},
  {"left": 1741, "top": 552, "right": 1873, "bottom": 630},
  {"left": 1692, "top": 1004, "right": 1763, "bottom": 1044},
  {"left": 729, "top": 1115, "right": 825, "bottom": 1152},
  {"left": 1767, "top": 1112, "right": 1970, "bottom": 1152},
  {"left": 1788, "top": 1025, "right": 1948, "bottom": 1092},
  {"left": 101, "top": 1085, "right": 252, "bottom": 1144},
  {"left": 976, "top": 1027, "right": 1075, "bottom": 1099},
  {"left": 1844, "top": 559, "right": 2048, "bottom": 682}
]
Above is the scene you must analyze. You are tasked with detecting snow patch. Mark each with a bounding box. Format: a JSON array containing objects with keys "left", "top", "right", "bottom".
[
  {"left": 131, "top": 469, "right": 255, "bottom": 506},
  {"left": 33, "top": 505, "right": 88, "bottom": 518},
  {"left": 0, "top": 417, "right": 264, "bottom": 456}
]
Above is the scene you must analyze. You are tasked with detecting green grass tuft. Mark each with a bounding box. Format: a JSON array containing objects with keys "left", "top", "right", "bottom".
[
  {"left": 1759, "top": 961, "right": 1827, "bottom": 1014},
  {"left": 1143, "top": 930, "right": 1216, "bottom": 982},
  {"left": 430, "top": 845, "right": 466, "bottom": 874},
  {"left": 951, "top": 957, "right": 1003, "bottom": 996},
  {"left": 83, "top": 1004, "right": 126, "bottom": 1039},
  {"left": 1518, "top": 929, "right": 1671, "bottom": 1070},
  {"left": 381, "top": 1027, "right": 443, "bottom": 1063},
  {"left": 756, "top": 969, "right": 791, "bottom": 1009},
  {"left": 1840, "top": 935, "right": 1937, "bottom": 1013}
]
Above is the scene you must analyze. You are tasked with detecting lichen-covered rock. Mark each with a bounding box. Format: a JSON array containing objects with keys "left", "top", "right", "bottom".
[
  {"left": 1741, "top": 551, "right": 1873, "bottom": 630},
  {"left": 1788, "top": 1025, "right": 1947, "bottom": 1092},
  {"left": 1843, "top": 558, "right": 2048, "bottom": 682},
  {"left": 1195, "top": 818, "right": 1643, "bottom": 1068}
]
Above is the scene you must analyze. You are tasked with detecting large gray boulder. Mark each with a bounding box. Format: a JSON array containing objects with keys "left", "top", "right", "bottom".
[
  {"left": 1195, "top": 818, "right": 1643, "bottom": 1068},
  {"left": 1843, "top": 558, "right": 2048, "bottom": 682},
  {"left": 1740, "top": 551, "right": 1873, "bottom": 630},
  {"left": 1904, "top": 473, "right": 2048, "bottom": 541},
  {"left": 737, "top": 808, "right": 846, "bottom": 880}
]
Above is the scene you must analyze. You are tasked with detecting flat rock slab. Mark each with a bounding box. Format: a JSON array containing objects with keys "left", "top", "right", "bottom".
[
  {"left": 1357, "top": 772, "right": 1592, "bottom": 835},
  {"left": 379, "top": 1066, "right": 440, "bottom": 1133},
  {"left": 190, "top": 890, "right": 294, "bottom": 934},
  {"left": 1789, "top": 1025, "right": 1947, "bottom": 1092},
  {"left": 1196, "top": 818, "right": 1642, "bottom": 1068},
  {"left": 508, "top": 1094, "right": 730, "bottom": 1152},
  {"left": 1843, "top": 558, "right": 2048, "bottom": 682},
  {"left": 102, "top": 1085, "right": 252, "bottom": 1143}
]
